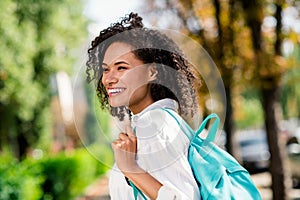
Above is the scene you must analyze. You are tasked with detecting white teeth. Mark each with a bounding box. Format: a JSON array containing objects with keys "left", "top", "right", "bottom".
[{"left": 108, "top": 88, "right": 125, "bottom": 95}]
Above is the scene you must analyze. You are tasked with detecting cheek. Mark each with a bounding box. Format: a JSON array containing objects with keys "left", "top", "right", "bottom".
[
  {"left": 128, "top": 77, "right": 148, "bottom": 92},
  {"left": 123, "top": 69, "right": 149, "bottom": 85}
]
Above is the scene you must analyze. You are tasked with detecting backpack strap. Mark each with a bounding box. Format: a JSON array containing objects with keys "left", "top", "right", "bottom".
[
  {"left": 161, "top": 108, "right": 194, "bottom": 140},
  {"left": 162, "top": 108, "right": 220, "bottom": 143},
  {"left": 195, "top": 113, "right": 220, "bottom": 142},
  {"left": 129, "top": 180, "right": 147, "bottom": 200}
]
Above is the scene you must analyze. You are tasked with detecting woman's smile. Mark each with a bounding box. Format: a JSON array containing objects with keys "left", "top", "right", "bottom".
[{"left": 107, "top": 87, "right": 127, "bottom": 97}]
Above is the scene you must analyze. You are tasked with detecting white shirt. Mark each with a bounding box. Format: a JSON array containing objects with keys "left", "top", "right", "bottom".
[{"left": 109, "top": 98, "right": 200, "bottom": 200}]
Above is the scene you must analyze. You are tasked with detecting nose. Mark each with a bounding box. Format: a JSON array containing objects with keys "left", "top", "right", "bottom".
[{"left": 102, "top": 69, "right": 118, "bottom": 86}]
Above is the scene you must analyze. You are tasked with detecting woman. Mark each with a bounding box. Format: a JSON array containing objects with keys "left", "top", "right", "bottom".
[{"left": 86, "top": 12, "right": 202, "bottom": 199}]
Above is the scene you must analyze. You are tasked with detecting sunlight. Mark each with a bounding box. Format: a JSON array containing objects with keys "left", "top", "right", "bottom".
[{"left": 83, "top": 0, "right": 142, "bottom": 36}]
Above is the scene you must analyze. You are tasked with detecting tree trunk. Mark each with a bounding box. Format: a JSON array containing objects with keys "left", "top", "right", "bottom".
[
  {"left": 212, "top": 0, "right": 240, "bottom": 159},
  {"left": 224, "top": 85, "right": 238, "bottom": 158},
  {"left": 240, "top": 0, "right": 291, "bottom": 199},
  {"left": 16, "top": 133, "right": 28, "bottom": 160},
  {"left": 261, "top": 83, "right": 291, "bottom": 200}
]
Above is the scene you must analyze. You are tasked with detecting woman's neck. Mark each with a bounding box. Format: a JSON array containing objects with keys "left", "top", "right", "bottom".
[{"left": 129, "top": 97, "right": 154, "bottom": 115}]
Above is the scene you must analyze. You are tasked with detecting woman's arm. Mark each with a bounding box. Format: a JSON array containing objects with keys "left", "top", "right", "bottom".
[
  {"left": 123, "top": 165, "right": 162, "bottom": 199},
  {"left": 111, "top": 126, "right": 162, "bottom": 199}
]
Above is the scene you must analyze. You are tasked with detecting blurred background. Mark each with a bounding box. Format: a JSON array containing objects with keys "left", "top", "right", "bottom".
[{"left": 0, "top": 0, "right": 300, "bottom": 199}]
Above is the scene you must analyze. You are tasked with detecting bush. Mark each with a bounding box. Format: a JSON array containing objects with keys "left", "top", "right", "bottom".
[
  {"left": 39, "top": 154, "right": 76, "bottom": 200},
  {"left": 39, "top": 146, "right": 112, "bottom": 200},
  {"left": 0, "top": 153, "right": 43, "bottom": 200},
  {"left": 0, "top": 145, "right": 112, "bottom": 200}
]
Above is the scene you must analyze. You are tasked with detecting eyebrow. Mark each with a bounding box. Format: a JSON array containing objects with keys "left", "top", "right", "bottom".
[{"left": 102, "top": 61, "right": 130, "bottom": 67}]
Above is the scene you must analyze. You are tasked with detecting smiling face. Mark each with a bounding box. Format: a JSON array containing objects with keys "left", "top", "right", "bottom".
[{"left": 101, "top": 42, "right": 157, "bottom": 114}]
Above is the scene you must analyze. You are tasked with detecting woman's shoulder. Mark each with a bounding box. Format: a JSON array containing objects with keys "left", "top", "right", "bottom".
[
  {"left": 133, "top": 108, "right": 178, "bottom": 128},
  {"left": 133, "top": 108, "right": 186, "bottom": 139}
]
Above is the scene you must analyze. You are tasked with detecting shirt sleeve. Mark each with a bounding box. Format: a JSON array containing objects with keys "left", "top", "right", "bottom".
[{"left": 134, "top": 109, "right": 200, "bottom": 200}]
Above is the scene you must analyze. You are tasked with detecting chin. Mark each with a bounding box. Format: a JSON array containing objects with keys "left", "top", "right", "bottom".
[{"left": 109, "top": 99, "right": 128, "bottom": 108}]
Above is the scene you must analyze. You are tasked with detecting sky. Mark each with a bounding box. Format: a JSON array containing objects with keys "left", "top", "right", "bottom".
[{"left": 82, "top": 0, "right": 143, "bottom": 37}]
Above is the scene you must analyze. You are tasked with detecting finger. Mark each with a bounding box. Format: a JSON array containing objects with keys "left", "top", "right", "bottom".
[
  {"left": 125, "top": 125, "right": 135, "bottom": 137},
  {"left": 112, "top": 140, "right": 125, "bottom": 148},
  {"left": 112, "top": 138, "right": 122, "bottom": 145},
  {"left": 111, "top": 141, "right": 119, "bottom": 149},
  {"left": 119, "top": 133, "right": 129, "bottom": 140},
  {"left": 117, "top": 141, "right": 125, "bottom": 147}
]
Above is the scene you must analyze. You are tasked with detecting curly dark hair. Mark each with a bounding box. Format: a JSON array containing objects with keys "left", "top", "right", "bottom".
[{"left": 86, "top": 12, "right": 201, "bottom": 121}]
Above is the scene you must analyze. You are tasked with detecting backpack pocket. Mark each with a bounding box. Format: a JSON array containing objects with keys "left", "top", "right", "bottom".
[{"left": 207, "top": 165, "right": 254, "bottom": 200}]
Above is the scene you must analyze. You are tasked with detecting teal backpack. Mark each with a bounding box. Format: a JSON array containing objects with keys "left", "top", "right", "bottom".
[{"left": 130, "top": 108, "right": 262, "bottom": 200}]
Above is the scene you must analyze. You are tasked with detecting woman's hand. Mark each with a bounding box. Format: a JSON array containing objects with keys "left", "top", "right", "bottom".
[
  {"left": 112, "top": 126, "right": 164, "bottom": 199},
  {"left": 112, "top": 126, "right": 138, "bottom": 173}
]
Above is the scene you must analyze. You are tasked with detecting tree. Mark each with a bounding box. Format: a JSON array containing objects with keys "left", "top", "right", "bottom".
[
  {"left": 0, "top": 0, "right": 88, "bottom": 159},
  {"left": 239, "top": 0, "right": 292, "bottom": 199}
]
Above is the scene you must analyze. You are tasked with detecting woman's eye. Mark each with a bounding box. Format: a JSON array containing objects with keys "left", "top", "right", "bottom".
[
  {"left": 118, "top": 66, "right": 127, "bottom": 70},
  {"left": 102, "top": 68, "right": 109, "bottom": 72}
]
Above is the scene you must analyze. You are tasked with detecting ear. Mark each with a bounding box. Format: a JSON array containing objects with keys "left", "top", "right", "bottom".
[{"left": 148, "top": 64, "right": 158, "bottom": 81}]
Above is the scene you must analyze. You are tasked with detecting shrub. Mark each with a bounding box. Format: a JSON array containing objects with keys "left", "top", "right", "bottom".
[
  {"left": 0, "top": 145, "right": 112, "bottom": 200},
  {"left": 39, "top": 146, "right": 112, "bottom": 200},
  {"left": 0, "top": 153, "right": 43, "bottom": 200}
]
